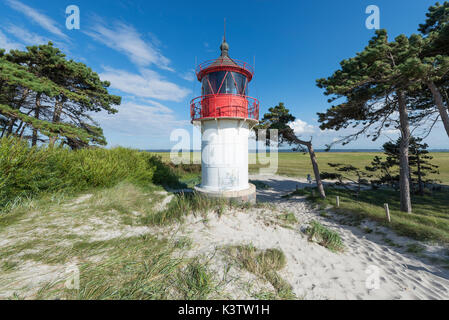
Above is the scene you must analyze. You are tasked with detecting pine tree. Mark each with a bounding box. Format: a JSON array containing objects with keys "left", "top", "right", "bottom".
[
  {"left": 320, "top": 163, "right": 371, "bottom": 197},
  {"left": 366, "top": 155, "right": 400, "bottom": 190},
  {"left": 413, "top": 2, "right": 449, "bottom": 138},
  {"left": 0, "top": 43, "right": 121, "bottom": 148},
  {"left": 366, "top": 137, "right": 439, "bottom": 195},
  {"left": 408, "top": 138, "right": 439, "bottom": 194},
  {"left": 255, "top": 103, "right": 326, "bottom": 199},
  {"left": 316, "top": 30, "right": 422, "bottom": 213}
]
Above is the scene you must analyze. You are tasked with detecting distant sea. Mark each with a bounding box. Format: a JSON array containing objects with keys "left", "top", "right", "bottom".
[{"left": 146, "top": 149, "right": 449, "bottom": 153}]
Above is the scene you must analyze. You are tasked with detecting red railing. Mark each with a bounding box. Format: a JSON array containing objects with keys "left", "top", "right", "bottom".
[
  {"left": 190, "top": 94, "right": 259, "bottom": 122},
  {"left": 195, "top": 59, "right": 254, "bottom": 77}
]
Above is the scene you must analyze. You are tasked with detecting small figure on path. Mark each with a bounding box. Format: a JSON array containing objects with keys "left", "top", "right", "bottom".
[{"left": 307, "top": 174, "right": 312, "bottom": 184}]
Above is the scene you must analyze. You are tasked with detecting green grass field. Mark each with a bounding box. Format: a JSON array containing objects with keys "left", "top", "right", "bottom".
[
  {"left": 152, "top": 152, "right": 449, "bottom": 185},
  {"left": 293, "top": 187, "right": 449, "bottom": 244},
  {"left": 153, "top": 151, "right": 449, "bottom": 245}
]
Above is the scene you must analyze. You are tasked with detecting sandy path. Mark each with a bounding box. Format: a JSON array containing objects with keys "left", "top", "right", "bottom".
[{"left": 178, "top": 175, "right": 449, "bottom": 300}]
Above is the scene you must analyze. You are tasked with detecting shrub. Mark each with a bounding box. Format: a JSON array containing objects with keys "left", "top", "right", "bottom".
[
  {"left": 0, "top": 137, "right": 181, "bottom": 209},
  {"left": 0, "top": 137, "right": 52, "bottom": 205},
  {"left": 148, "top": 155, "right": 183, "bottom": 188}
]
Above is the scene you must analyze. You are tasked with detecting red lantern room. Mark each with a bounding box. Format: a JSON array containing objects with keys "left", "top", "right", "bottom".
[{"left": 190, "top": 35, "right": 259, "bottom": 123}]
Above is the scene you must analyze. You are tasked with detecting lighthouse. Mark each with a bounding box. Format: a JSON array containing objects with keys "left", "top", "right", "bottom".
[{"left": 190, "top": 33, "right": 259, "bottom": 203}]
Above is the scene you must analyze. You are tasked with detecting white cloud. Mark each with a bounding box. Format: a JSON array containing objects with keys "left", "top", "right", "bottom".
[
  {"left": 100, "top": 67, "right": 191, "bottom": 102},
  {"left": 180, "top": 69, "right": 196, "bottom": 82},
  {"left": 289, "top": 119, "right": 315, "bottom": 135},
  {"left": 93, "top": 101, "right": 188, "bottom": 137},
  {"left": 0, "top": 30, "right": 23, "bottom": 51},
  {"left": 6, "top": 0, "right": 67, "bottom": 38},
  {"left": 86, "top": 22, "right": 172, "bottom": 70},
  {"left": 4, "top": 24, "right": 48, "bottom": 45},
  {"left": 2, "top": 24, "right": 71, "bottom": 56}
]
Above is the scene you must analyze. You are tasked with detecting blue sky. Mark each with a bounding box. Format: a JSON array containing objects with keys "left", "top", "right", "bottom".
[{"left": 1, "top": 0, "right": 447, "bottom": 150}]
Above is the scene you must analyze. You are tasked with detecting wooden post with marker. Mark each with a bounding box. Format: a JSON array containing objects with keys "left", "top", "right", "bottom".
[{"left": 384, "top": 203, "right": 391, "bottom": 223}]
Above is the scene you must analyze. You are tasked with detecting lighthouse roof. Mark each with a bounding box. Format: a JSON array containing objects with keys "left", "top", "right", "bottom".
[
  {"left": 195, "top": 35, "right": 254, "bottom": 81},
  {"left": 207, "top": 38, "right": 239, "bottom": 68}
]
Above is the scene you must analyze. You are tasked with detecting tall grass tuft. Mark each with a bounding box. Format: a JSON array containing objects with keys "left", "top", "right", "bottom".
[
  {"left": 305, "top": 220, "right": 345, "bottom": 252},
  {"left": 225, "top": 245, "right": 295, "bottom": 299},
  {"left": 176, "top": 259, "right": 219, "bottom": 300},
  {"left": 143, "top": 192, "right": 229, "bottom": 226}
]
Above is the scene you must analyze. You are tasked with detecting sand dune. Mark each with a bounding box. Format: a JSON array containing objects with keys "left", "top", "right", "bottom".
[{"left": 177, "top": 174, "right": 449, "bottom": 300}]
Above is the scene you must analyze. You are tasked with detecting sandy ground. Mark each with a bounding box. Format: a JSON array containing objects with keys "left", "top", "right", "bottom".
[
  {"left": 1, "top": 175, "right": 449, "bottom": 299},
  {"left": 175, "top": 174, "right": 449, "bottom": 300}
]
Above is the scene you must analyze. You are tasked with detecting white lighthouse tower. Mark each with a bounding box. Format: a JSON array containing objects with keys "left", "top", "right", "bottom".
[{"left": 190, "top": 34, "right": 259, "bottom": 203}]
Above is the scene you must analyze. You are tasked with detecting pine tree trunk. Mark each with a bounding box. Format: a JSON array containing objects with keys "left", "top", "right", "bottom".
[
  {"left": 307, "top": 143, "right": 326, "bottom": 199},
  {"left": 19, "top": 124, "right": 27, "bottom": 138},
  {"left": 14, "top": 121, "right": 24, "bottom": 134},
  {"left": 49, "top": 99, "right": 64, "bottom": 147},
  {"left": 6, "top": 118, "right": 15, "bottom": 136},
  {"left": 398, "top": 91, "right": 412, "bottom": 213},
  {"left": 357, "top": 173, "right": 361, "bottom": 197},
  {"left": 427, "top": 81, "right": 449, "bottom": 138},
  {"left": 32, "top": 93, "right": 41, "bottom": 146}
]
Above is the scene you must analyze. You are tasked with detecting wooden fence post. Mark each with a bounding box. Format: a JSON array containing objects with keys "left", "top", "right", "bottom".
[
  {"left": 384, "top": 203, "right": 391, "bottom": 223},
  {"left": 336, "top": 196, "right": 340, "bottom": 208}
]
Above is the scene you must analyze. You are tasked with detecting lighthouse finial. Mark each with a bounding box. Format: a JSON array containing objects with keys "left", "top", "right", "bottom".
[
  {"left": 220, "top": 19, "right": 229, "bottom": 57},
  {"left": 224, "top": 18, "right": 226, "bottom": 42}
]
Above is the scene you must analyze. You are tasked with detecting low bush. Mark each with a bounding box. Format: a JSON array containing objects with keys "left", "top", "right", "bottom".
[{"left": 0, "top": 137, "right": 182, "bottom": 209}]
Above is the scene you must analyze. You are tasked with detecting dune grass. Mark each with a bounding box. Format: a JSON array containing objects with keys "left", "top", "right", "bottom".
[
  {"left": 142, "top": 192, "right": 228, "bottom": 226},
  {"left": 0, "top": 180, "right": 229, "bottom": 300},
  {"left": 305, "top": 220, "right": 345, "bottom": 252},
  {"left": 277, "top": 212, "right": 298, "bottom": 226},
  {"left": 176, "top": 259, "right": 221, "bottom": 300},
  {"left": 34, "top": 235, "right": 222, "bottom": 300},
  {"left": 36, "top": 235, "right": 182, "bottom": 300},
  {"left": 224, "top": 245, "right": 295, "bottom": 300}
]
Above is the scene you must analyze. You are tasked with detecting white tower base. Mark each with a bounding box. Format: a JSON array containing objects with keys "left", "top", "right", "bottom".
[
  {"left": 195, "top": 118, "right": 256, "bottom": 204},
  {"left": 194, "top": 183, "right": 256, "bottom": 204}
]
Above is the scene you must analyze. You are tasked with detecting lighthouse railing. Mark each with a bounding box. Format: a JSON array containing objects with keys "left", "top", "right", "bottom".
[{"left": 190, "top": 94, "right": 259, "bottom": 122}]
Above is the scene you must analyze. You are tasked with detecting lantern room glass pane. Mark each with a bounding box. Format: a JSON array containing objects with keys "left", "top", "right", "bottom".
[
  {"left": 221, "top": 73, "right": 236, "bottom": 94},
  {"left": 232, "top": 72, "right": 247, "bottom": 95},
  {"left": 201, "top": 71, "right": 248, "bottom": 95},
  {"left": 209, "top": 71, "right": 226, "bottom": 94}
]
